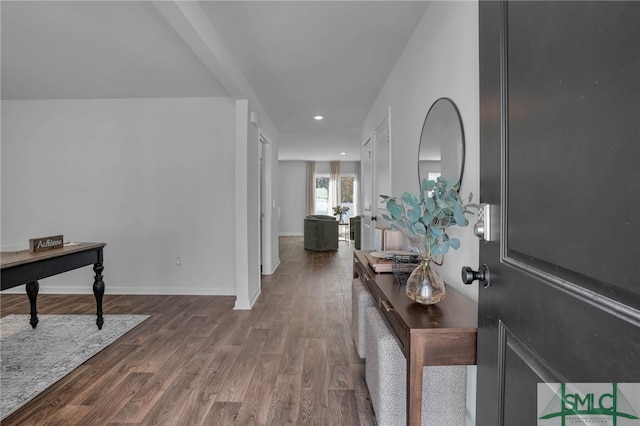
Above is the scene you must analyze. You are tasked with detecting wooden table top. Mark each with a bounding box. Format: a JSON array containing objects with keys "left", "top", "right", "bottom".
[{"left": 0, "top": 242, "right": 106, "bottom": 269}]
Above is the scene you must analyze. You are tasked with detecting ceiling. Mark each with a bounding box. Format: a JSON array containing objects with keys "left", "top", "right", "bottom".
[{"left": 1, "top": 1, "right": 430, "bottom": 161}]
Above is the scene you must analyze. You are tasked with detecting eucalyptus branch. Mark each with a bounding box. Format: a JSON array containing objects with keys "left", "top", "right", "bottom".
[{"left": 381, "top": 176, "right": 476, "bottom": 264}]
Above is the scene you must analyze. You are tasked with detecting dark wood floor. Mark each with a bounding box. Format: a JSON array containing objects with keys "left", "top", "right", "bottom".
[{"left": 1, "top": 237, "right": 376, "bottom": 426}]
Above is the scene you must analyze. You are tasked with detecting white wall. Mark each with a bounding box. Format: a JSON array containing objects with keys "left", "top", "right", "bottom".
[
  {"left": 278, "top": 161, "right": 307, "bottom": 236},
  {"left": 362, "top": 0, "right": 479, "bottom": 302},
  {"left": 361, "top": 2, "right": 479, "bottom": 424},
  {"left": 1, "top": 97, "right": 238, "bottom": 295}
]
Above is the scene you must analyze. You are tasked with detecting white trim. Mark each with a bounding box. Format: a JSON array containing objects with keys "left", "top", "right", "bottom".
[
  {"left": 260, "top": 129, "right": 274, "bottom": 275},
  {"left": 234, "top": 100, "right": 250, "bottom": 310},
  {"left": 234, "top": 286, "right": 260, "bottom": 310}
]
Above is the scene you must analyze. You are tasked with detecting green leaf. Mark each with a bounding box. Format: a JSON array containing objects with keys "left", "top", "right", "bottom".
[
  {"left": 437, "top": 198, "right": 451, "bottom": 209},
  {"left": 387, "top": 200, "right": 403, "bottom": 219},
  {"left": 422, "top": 179, "right": 436, "bottom": 192},
  {"left": 465, "top": 203, "right": 479, "bottom": 211},
  {"left": 407, "top": 208, "right": 421, "bottom": 222},
  {"left": 402, "top": 192, "right": 419, "bottom": 208},
  {"left": 430, "top": 227, "right": 444, "bottom": 238},
  {"left": 448, "top": 238, "right": 461, "bottom": 249},
  {"left": 438, "top": 242, "right": 450, "bottom": 255},
  {"left": 412, "top": 222, "right": 427, "bottom": 235},
  {"left": 432, "top": 243, "right": 447, "bottom": 256},
  {"left": 420, "top": 211, "right": 433, "bottom": 224},
  {"left": 447, "top": 176, "right": 459, "bottom": 189},
  {"left": 426, "top": 198, "right": 436, "bottom": 214},
  {"left": 389, "top": 223, "right": 401, "bottom": 232},
  {"left": 451, "top": 202, "right": 466, "bottom": 225}
]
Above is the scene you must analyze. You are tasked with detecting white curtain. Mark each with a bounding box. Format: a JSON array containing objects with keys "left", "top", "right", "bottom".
[
  {"left": 354, "top": 161, "right": 361, "bottom": 216},
  {"left": 329, "top": 161, "right": 341, "bottom": 212},
  {"left": 306, "top": 161, "right": 315, "bottom": 216}
]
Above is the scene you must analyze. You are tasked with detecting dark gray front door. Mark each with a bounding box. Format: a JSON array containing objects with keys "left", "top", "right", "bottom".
[{"left": 476, "top": 2, "right": 640, "bottom": 425}]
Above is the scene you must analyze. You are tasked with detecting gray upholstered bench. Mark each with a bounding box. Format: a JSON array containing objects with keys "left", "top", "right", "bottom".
[
  {"left": 351, "top": 277, "right": 375, "bottom": 358},
  {"left": 365, "top": 306, "right": 467, "bottom": 425}
]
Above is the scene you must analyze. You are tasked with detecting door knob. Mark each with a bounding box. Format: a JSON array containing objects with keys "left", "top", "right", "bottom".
[{"left": 461, "top": 264, "right": 491, "bottom": 288}]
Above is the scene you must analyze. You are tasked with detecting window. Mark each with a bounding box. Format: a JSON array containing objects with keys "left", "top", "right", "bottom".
[
  {"left": 341, "top": 177, "right": 354, "bottom": 203},
  {"left": 427, "top": 172, "right": 441, "bottom": 196},
  {"left": 315, "top": 174, "right": 356, "bottom": 217},
  {"left": 315, "top": 176, "right": 329, "bottom": 215}
]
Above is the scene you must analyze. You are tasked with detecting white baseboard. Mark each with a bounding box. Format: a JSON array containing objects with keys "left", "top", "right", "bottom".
[
  {"left": 234, "top": 287, "right": 260, "bottom": 310},
  {"left": 2, "top": 286, "right": 237, "bottom": 296},
  {"left": 262, "top": 258, "right": 280, "bottom": 275},
  {"left": 279, "top": 232, "right": 303, "bottom": 237}
]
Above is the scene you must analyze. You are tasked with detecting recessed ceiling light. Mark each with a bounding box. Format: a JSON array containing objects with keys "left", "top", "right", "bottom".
[
  {"left": 340, "top": 152, "right": 347, "bottom": 156},
  {"left": 314, "top": 115, "right": 324, "bottom": 121}
]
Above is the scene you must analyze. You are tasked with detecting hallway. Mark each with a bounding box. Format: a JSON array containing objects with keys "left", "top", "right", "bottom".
[{"left": 1, "top": 237, "right": 376, "bottom": 425}]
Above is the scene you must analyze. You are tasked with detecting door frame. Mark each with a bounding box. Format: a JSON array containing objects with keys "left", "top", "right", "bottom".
[
  {"left": 258, "top": 129, "right": 274, "bottom": 275},
  {"left": 361, "top": 135, "right": 374, "bottom": 250}
]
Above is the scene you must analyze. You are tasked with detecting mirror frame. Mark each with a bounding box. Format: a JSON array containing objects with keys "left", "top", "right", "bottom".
[{"left": 417, "top": 97, "right": 466, "bottom": 187}]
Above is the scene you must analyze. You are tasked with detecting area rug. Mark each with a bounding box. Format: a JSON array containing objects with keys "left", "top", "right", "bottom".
[{"left": 0, "top": 314, "right": 149, "bottom": 420}]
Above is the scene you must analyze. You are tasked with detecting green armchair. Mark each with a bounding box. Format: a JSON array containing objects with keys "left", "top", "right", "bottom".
[{"left": 304, "top": 215, "right": 338, "bottom": 251}]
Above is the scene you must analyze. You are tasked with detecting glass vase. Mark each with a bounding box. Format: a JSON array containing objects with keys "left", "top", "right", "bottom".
[{"left": 405, "top": 260, "right": 446, "bottom": 304}]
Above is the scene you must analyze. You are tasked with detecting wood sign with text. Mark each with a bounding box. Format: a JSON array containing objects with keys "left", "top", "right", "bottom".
[{"left": 29, "top": 235, "right": 64, "bottom": 252}]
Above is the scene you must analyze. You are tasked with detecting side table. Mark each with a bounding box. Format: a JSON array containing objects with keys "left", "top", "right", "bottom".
[{"left": 338, "top": 222, "right": 350, "bottom": 243}]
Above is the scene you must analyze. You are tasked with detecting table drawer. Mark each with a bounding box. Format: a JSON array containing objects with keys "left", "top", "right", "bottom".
[
  {"left": 354, "top": 258, "right": 377, "bottom": 295},
  {"left": 353, "top": 256, "right": 408, "bottom": 351},
  {"left": 379, "top": 297, "right": 408, "bottom": 352}
]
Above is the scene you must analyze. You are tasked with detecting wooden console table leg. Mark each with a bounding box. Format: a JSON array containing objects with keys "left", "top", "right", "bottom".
[
  {"left": 407, "top": 337, "right": 425, "bottom": 426},
  {"left": 26, "top": 281, "right": 39, "bottom": 328},
  {"left": 93, "top": 262, "right": 105, "bottom": 330}
]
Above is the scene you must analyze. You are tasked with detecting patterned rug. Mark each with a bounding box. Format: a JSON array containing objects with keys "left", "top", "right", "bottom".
[{"left": 0, "top": 314, "right": 149, "bottom": 420}]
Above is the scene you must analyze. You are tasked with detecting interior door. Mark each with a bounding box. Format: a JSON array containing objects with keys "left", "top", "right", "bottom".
[
  {"left": 373, "top": 113, "right": 391, "bottom": 250},
  {"left": 475, "top": 2, "right": 640, "bottom": 425},
  {"left": 360, "top": 112, "right": 392, "bottom": 250},
  {"left": 361, "top": 136, "right": 374, "bottom": 249}
]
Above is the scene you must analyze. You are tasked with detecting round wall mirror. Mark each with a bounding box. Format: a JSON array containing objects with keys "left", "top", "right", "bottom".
[{"left": 418, "top": 97, "right": 465, "bottom": 187}]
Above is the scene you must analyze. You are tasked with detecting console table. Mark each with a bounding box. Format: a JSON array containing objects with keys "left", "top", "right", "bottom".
[
  {"left": 353, "top": 250, "right": 477, "bottom": 426},
  {"left": 1, "top": 242, "right": 106, "bottom": 329}
]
